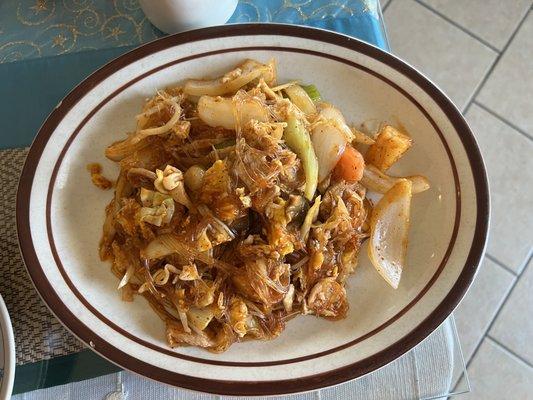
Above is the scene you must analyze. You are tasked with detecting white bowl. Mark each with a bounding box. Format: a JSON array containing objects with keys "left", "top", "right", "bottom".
[
  {"left": 139, "top": 0, "right": 238, "bottom": 33},
  {"left": 17, "top": 24, "right": 489, "bottom": 396},
  {"left": 0, "top": 295, "right": 15, "bottom": 400}
]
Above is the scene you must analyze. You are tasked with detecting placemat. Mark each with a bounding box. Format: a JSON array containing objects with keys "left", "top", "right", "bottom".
[
  {"left": 0, "top": 148, "right": 85, "bottom": 365},
  {"left": 12, "top": 319, "right": 460, "bottom": 399}
]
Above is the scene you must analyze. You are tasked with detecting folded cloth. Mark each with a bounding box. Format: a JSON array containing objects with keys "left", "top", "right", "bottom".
[{"left": 11, "top": 318, "right": 456, "bottom": 400}]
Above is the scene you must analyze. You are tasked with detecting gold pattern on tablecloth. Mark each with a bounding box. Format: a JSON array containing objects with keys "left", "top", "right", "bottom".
[
  {"left": 0, "top": 40, "right": 41, "bottom": 63},
  {"left": 0, "top": 148, "right": 84, "bottom": 365},
  {"left": 30, "top": 0, "right": 47, "bottom": 14},
  {"left": 101, "top": 14, "right": 141, "bottom": 45},
  {"left": 74, "top": 8, "right": 101, "bottom": 36},
  {"left": 62, "top": 0, "right": 95, "bottom": 13},
  {"left": 113, "top": 0, "right": 141, "bottom": 16},
  {"left": 310, "top": 3, "right": 355, "bottom": 18},
  {"left": 17, "top": 0, "right": 56, "bottom": 26},
  {"left": 0, "top": 0, "right": 381, "bottom": 64},
  {"left": 38, "top": 23, "right": 78, "bottom": 54},
  {"left": 1, "top": 0, "right": 159, "bottom": 62}
]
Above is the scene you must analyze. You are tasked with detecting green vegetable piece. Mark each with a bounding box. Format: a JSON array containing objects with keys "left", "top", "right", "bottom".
[
  {"left": 300, "top": 195, "right": 321, "bottom": 242},
  {"left": 302, "top": 84, "right": 321, "bottom": 102},
  {"left": 284, "top": 115, "right": 318, "bottom": 201}
]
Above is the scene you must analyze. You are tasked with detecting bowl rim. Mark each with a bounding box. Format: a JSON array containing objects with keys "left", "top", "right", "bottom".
[
  {"left": 0, "top": 295, "right": 15, "bottom": 400},
  {"left": 16, "top": 23, "right": 489, "bottom": 396}
]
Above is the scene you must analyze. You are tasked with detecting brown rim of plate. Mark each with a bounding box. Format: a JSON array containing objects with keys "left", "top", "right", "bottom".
[
  {"left": 46, "top": 45, "right": 460, "bottom": 367},
  {"left": 16, "top": 24, "right": 489, "bottom": 396}
]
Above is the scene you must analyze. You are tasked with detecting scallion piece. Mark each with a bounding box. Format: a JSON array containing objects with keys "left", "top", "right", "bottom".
[{"left": 302, "top": 84, "right": 321, "bottom": 102}]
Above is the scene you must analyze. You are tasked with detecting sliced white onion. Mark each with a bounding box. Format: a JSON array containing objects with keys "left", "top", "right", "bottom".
[
  {"left": 143, "top": 234, "right": 204, "bottom": 262},
  {"left": 117, "top": 264, "right": 135, "bottom": 290},
  {"left": 184, "top": 59, "right": 270, "bottom": 96},
  {"left": 311, "top": 121, "right": 347, "bottom": 182},
  {"left": 316, "top": 103, "right": 353, "bottom": 141},
  {"left": 178, "top": 308, "right": 191, "bottom": 333},
  {"left": 283, "top": 284, "right": 295, "bottom": 312},
  {"left": 284, "top": 85, "right": 316, "bottom": 114},
  {"left": 142, "top": 234, "right": 236, "bottom": 274},
  {"left": 106, "top": 98, "right": 182, "bottom": 161},
  {"left": 197, "top": 96, "right": 234, "bottom": 129},
  {"left": 198, "top": 95, "right": 268, "bottom": 130},
  {"left": 368, "top": 179, "right": 412, "bottom": 289},
  {"left": 187, "top": 307, "right": 215, "bottom": 331},
  {"left": 408, "top": 175, "right": 431, "bottom": 193},
  {"left": 362, "top": 164, "right": 430, "bottom": 194}
]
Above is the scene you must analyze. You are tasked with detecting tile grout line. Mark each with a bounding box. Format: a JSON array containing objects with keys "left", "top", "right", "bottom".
[
  {"left": 473, "top": 101, "right": 533, "bottom": 141},
  {"left": 490, "top": 248, "right": 533, "bottom": 276},
  {"left": 384, "top": 2, "right": 532, "bottom": 394},
  {"left": 462, "top": 59, "right": 500, "bottom": 115},
  {"left": 463, "top": 253, "right": 532, "bottom": 370},
  {"left": 485, "top": 253, "right": 518, "bottom": 276},
  {"left": 413, "top": 0, "right": 501, "bottom": 54},
  {"left": 459, "top": 8, "right": 533, "bottom": 371},
  {"left": 461, "top": 7, "right": 533, "bottom": 351},
  {"left": 462, "top": 8, "right": 531, "bottom": 115},
  {"left": 451, "top": 254, "right": 532, "bottom": 393},
  {"left": 486, "top": 335, "right": 533, "bottom": 369}
]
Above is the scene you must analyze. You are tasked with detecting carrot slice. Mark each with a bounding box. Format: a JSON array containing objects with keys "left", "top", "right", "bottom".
[{"left": 333, "top": 145, "right": 365, "bottom": 182}]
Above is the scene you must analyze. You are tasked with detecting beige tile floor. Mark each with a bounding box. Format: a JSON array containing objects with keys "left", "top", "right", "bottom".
[{"left": 382, "top": 0, "right": 533, "bottom": 398}]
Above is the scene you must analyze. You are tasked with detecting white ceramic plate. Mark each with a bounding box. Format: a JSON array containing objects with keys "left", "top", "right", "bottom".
[
  {"left": 0, "top": 296, "right": 15, "bottom": 400},
  {"left": 17, "top": 24, "right": 489, "bottom": 396}
]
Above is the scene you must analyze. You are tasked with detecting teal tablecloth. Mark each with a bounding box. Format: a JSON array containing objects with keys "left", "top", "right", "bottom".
[
  {"left": 0, "top": 0, "right": 387, "bottom": 149},
  {"left": 0, "top": 0, "right": 387, "bottom": 62},
  {"left": 0, "top": 0, "right": 389, "bottom": 394}
]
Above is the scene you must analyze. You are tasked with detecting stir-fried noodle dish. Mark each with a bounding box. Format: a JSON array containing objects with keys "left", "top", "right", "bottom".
[{"left": 94, "top": 59, "right": 430, "bottom": 352}]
